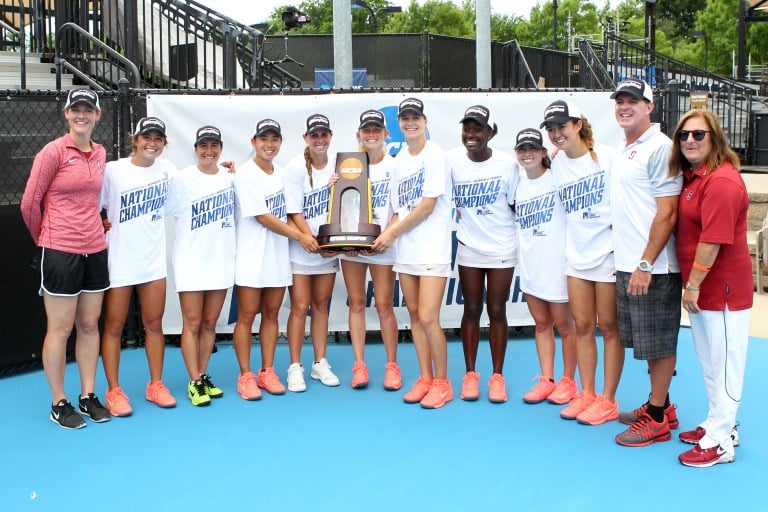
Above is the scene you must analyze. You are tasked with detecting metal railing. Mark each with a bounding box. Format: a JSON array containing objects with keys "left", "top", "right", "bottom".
[
  {"left": 502, "top": 40, "right": 538, "bottom": 89},
  {"left": 578, "top": 38, "right": 613, "bottom": 90},
  {"left": 0, "top": 0, "right": 27, "bottom": 89},
  {"left": 579, "top": 32, "right": 757, "bottom": 158},
  {"left": 55, "top": 22, "right": 140, "bottom": 90},
  {"left": 110, "top": 0, "right": 300, "bottom": 89}
]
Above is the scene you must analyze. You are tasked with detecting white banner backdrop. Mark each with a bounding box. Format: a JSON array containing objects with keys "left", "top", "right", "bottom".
[{"left": 149, "top": 91, "right": 622, "bottom": 334}]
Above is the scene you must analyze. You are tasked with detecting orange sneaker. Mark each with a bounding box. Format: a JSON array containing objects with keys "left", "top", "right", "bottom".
[
  {"left": 351, "top": 361, "right": 369, "bottom": 389},
  {"left": 522, "top": 375, "right": 556, "bottom": 404},
  {"left": 577, "top": 394, "right": 619, "bottom": 425},
  {"left": 105, "top": 387, "right": 132, "bottom": 417},
  {"left": 547, "top": 376, "right": 578, "bottom": 405},
  {"left": 619, "top": 401, "right": 679, "bottom": 429},
  {"left": 487, "top": 373, "right": 508, "bottom": 403},
  {"left": 403, "top": 376, "right": 432, "bottom": 403},
  {"left": 145, "top": 381, "right": 176, "bottom": 408},
  {"left": 460, "top": 371, "right": 480, "bottom": 401},
  {"left": 257, "top": 368, "right": 285, "bottom": 395},
  {"left": 560, "top": 392, "right": 594, "bottom": 420},
  {"left": 238, "top": 372, "right": 263, "bottom": 400},
  {"left": 420, "top": 378, "right": 453, "bottom": 409},
  {"left": 383, "top": 362, "right": 402, "bottom": 391}
]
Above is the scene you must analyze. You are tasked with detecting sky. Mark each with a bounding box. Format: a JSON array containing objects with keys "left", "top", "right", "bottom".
[{"left": 201, "top": 0, "right": 619, "bottom": 26}]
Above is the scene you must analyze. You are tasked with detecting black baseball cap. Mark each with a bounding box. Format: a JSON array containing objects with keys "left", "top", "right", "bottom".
[
  {"left": 64, "top": 88, "right": 100, "bottom": 110},
  {"left": 610, "top": 78, "right": 654, "bottom": 102},
  {"left": 134, "top": 117, "right": 166, "bottom": 137},
  {"left": 459, "top": 105, "right": 496, "bottom": 132},
  {"left": 254, "top": 119, "right": 282, "bottom": 137},
  {"left": 358, "top": 109, "right": 386, "bottom": 130},
  {"left": 514, "top": 128, "right": 545, "bottom": 150},
  {"left": 398, "top": 97, "right": 425, "bottom": 118},
  {"left": 195, "top": 125, "right": 222, "bottom": 145},
  {"left": 305, "top": 114, "right": 331, "bottom": 134},
  {"left": 540, "top": 100, "right": 583, "bottom": 128}
]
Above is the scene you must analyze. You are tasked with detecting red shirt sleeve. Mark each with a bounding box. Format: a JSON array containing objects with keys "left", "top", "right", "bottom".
[
  {"left": 697, "top": 175, "right": 741, "bottom": 246},
  {"left": 20, "top": 141, "right": 62, "bottom": 245}
]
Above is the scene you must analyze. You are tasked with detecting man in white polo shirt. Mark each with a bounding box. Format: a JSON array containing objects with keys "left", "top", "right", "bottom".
[{"left": 609, "top": 78, "right": 684, "bottom": 447}]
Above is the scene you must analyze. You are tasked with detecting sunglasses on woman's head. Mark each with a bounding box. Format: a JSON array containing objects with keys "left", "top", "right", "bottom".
[{"left": 676, "top": 129, "right": 709, "bottom": 142}]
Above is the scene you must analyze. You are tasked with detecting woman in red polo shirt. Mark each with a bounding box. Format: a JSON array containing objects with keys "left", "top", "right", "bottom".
[{"left": 672, "top": 109, "right": 752, "bottom": 468}]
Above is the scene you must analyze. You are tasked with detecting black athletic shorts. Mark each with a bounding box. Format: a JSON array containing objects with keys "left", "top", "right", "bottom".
[{"left": 40, "top": 247, "right": 110, "bottom": 296}]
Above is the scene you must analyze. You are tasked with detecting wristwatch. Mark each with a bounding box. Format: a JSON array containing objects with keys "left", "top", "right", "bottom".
[{"left": 638, "top": 260, "right": 654, "bottom": 272}]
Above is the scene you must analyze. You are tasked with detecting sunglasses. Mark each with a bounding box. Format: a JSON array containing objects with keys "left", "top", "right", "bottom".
[{"left": 676, "top": 129, "right": 709, "bottom": 142}]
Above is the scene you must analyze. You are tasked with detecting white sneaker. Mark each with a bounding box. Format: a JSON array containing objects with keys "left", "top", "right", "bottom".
[
  {"left": 286, "top": 363, "right": 307, "bottom": 393},
  {"left": 310, "top": 358, "right": 340, "bottom": 386}
]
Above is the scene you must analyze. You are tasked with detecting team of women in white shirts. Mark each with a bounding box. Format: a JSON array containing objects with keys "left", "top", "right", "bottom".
[{"left": 29, "top": 91, "right": 624, "bottom": 425}]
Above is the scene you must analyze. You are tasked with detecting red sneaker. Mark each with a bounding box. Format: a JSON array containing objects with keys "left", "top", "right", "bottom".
[
  {"left": 619, "top": 401, "right": 679, "bottom": 429},
  {"left": 615, "top": 413, "right": 671, "bottom": 447},
  {"left": 679, "top": 444, "right": 735, "bottom": 468},
  {"left": 679, "top": 424, "right": 740, "bottom": 446}
]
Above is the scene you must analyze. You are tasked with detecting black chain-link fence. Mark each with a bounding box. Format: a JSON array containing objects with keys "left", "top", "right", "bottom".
[
  {"left": 0, "top": 91, "right": 123, "bottom": 206},
  {"left": 263, "top": 33, "right": 512, "bottom": 89},
  {"left": 0, "top": 90, "right": 130, "bottom": 375}
]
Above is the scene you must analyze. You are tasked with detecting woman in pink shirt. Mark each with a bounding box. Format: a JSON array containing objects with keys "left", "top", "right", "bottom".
[{"left": 20, "top": 89, "right": 111, "bottom": 429}]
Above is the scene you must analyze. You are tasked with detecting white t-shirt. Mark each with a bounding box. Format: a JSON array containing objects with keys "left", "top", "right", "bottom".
[
  {"left": 515, "top": 169, "right": 568, "bottom": 302},
  {"left": 341, "top": 154, "right": 396, "bottom": 265},
  {"left": 165, "top": 164, "right": 236, "bottom": 292},
  {"left": 100, "top": 157, "right": 176, "bottom": 287},
  {"left": 448, "top": 147, "right": 519, "bottom": 260},
  {"left": 233, "top": 158, "right": 293, "bottom": 288},
  {"left": 390, "top": 140, "right": 452, "bottom": 265},
  {"left": 611, "top": 125, "right": 682, "bottom": 273},
  {"left": 551, "top": 144, "right": 615, "bottom": 271},
  {"left": 284, "top": 152, "right": 339, "bottom": 267}
]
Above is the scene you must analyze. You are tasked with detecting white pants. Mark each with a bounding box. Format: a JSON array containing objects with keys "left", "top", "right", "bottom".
[{"left": 689, "top": 306, "right": 750, "bottom": 449}]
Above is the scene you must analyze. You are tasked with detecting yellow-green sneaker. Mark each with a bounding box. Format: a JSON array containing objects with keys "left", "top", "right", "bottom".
[
  {"left": 200, "top": 373, "right": 223, "bottom": 398},
  {"left": 187, "top": 380, "right": 211, "bottom": 407}
]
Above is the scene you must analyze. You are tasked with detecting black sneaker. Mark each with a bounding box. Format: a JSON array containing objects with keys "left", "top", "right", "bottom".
[
  {"left": 50, "top": 399, "right": 87, "bottom": 429},
  {"left": 78, "top": 393, "right": 111, "bottom": 423},
  {"left": 200, "top": 373, "right": 223, "bottom": 398}
]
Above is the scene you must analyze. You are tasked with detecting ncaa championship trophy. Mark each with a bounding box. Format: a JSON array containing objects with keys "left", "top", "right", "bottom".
[{"left": 317, "top": 152, "right": 381, "bottom": 251}]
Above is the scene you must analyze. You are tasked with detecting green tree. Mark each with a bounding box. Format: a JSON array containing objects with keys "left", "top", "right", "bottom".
[
  {"left": 521, "top": 0, "right": 602, "bottom": 49},
  {"left": 694, "top": 0, "right": 741, "bottom": 74},
  {"left": 384, "top": 0, "right": 474, "bottom": 37},
  {"left": 655, "top": 0, "right": 707, "bottom": 40}
]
